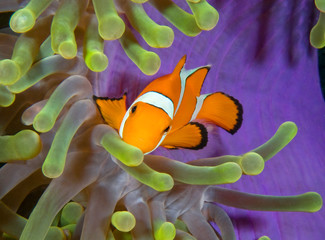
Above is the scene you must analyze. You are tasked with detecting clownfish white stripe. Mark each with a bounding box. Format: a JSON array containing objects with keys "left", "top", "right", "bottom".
[
  {"left": 175, "top": 67, "right": 200, "bottom": 115},
  {"left": 119, "top": 108, "right": 130, "bottom": 138},
  {"left": 190, "top": 93, "right": 211, "bottom": 122},
  {"left": 119, "top": 91, "right": 174, "bottom": 138},
  {"left": 134, "top": 91, "right": 174, "bottom": 119}
]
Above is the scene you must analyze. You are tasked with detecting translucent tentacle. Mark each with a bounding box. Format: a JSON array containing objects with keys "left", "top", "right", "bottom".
[
  {"left": 32, "top": 75, "right": 93, "bottom": 133},
  {"left": 111, "top": 211, "right": 136, "bottom": 232},
  {"left": 252, "top": 121, "right": 297, "bottom": 162},
  {"left": 92, "top": 0, "right": 125, "bottom": 40},
  {"left": 189, "top": 152, "right": 264, "bottom": 176},
  {"left": 8, "top": 55, "right": 87, "bottom": 94},
  {"left": 2, "top": 170, "right": 49, "bottom": 212},
  {"left": 119, "top": 24, "right": 161, "bottom": 75},
  {"left": 149, "top": 199, "right": 176, "bottom": 240},
  {"left": 144, "top": 155, "right": 242, "bottom": 185},
  {"left": 122, "top": 0, "right": 174, "bottom": 48},
  {"left": 9, "top": 0, "right": 54, "bottom": 33},
  {"left": 0, "top": 15, "right": 52, "bottom": 85},
  {"left": 0, "top": 157, "right": 42, "bottom": 198},
  {"left": 51, "top": 0, "right": 88, "bottom": 59},
  {"left": 180, "top": 209, "right": 219, "bottom": 240},
  {"left": 42, "top": 99, "right": 96, "bottom": 178},
  {"left": 81, "top": 166, "right": 128, "bottom": 240},
  {"left": 19, "top": 151, "right": 104, "bottom": 240},
  {"left": 149, "top": 0, "right": 201, "bottom": 36},
  {"left": 202, "top": 202, "right": 236, "bottom": 240},
  {"left": 0, "top": 130, "right": 42, "bottom": 163},
  {"left": 124, "top": 189, "right": 153, "bottom": 240},
  {"left": 205, "top": 187, "right": 323, "bottom": 212},
  {"left": 84, "top": 14, "right": 108, "bottom": 72}
]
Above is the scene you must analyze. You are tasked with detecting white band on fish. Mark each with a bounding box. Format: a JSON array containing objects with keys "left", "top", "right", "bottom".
[
  {"left": 190, "top": 93, "right": 211, "bottom": 121},
  {"left": 119, "top": 91, "right": 174, "bottom": 138}
]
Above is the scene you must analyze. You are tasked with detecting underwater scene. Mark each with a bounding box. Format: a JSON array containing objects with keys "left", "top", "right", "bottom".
[{"left": 0, "top": 0, "right": 324, "bottom": 239}]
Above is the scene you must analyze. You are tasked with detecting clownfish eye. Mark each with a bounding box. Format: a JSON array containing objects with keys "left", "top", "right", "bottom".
[
  {"left": 131, "top": 105, "right": 137, "bottom": 113},
  {"left": 164, "top": 126, "right": 170, "bottom": 133}
]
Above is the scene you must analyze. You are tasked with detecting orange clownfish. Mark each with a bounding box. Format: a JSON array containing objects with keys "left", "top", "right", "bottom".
[{"left": 94, "top": 56, "right": 243, "bottom": 155}]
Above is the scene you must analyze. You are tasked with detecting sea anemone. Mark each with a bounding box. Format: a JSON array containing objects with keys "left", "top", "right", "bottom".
[{"left": 0, "top": 0, "right": 324, "bottom": 240}]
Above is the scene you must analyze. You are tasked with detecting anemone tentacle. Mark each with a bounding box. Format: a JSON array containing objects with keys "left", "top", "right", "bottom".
[{"left": 0, "top": 0, "right": 324, "bottom": 239}]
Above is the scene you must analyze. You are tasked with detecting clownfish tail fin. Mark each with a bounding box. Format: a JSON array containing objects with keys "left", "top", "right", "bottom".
[
  {"left": 192, "top": 92, "right": 243, "bottom": 134},
  {"left": 161, "top": 122, "right": 208, "bottom": 150},
  {"left": 93, "top": 93, "right": 127, "bottom": 130}
]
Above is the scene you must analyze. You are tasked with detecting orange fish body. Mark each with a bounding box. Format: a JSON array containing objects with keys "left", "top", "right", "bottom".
[{"left": 94, "top": 56, "right": 243, "bottom": 154}]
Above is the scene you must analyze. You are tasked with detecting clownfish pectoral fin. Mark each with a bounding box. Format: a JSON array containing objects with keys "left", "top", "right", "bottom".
[
  {"left": 192, "top": 92, "right": 243, "bottom": 134},
  {"left": 161, "top": 122, "right": 208, "bottom": 150},
  {"left": 93, "top": 94, "right": 127, "bottom": 130}
]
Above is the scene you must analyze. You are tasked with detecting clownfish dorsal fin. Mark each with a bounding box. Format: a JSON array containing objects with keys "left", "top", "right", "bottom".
[
  {"left": 191, "top": 92, "right": 243, "bottom": 134},
  {"left": 175, "top": 59, "right": 210, "bottom": 115},
  {"left": 172, "top": 55, "right": 187, "bottom": 76},
  {"left": 184, "top": 66, "right": 210, "bottom": 97},
  {"left": 161, "top": 122, "right": 208, "bottom": 150},
  {"left": 93, "top": 94, "right": 127, "bottom": 130}
]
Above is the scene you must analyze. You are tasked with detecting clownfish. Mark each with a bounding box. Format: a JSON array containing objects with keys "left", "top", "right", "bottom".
[{"left": 93, "top": 56, "right": 243, "bottom": 155}]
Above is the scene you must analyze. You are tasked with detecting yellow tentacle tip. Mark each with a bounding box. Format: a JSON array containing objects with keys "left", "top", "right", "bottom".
[{"left": 111, "top": 211, "right": 136, "bottom": 232}]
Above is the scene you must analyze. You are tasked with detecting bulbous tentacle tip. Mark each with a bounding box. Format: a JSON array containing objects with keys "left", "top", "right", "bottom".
[
  {"left": 151, "top": 26, "right": 175, "bottom": 48},
  {"left": 310, "top": 12, "right": 325, "bottom": 49},
  {"left": 33, "top": 112, "right": 55, "bottom": 133},
  {"left": 258, "top": 236, "right": 271, "bottom": 240},
  {"left": 252, "top": 121, "right": 298, "bottom": 162},
  {"left": 0, "top": 59, "right": 21, "bottom": 85},
  {"left": 315, "top": 0, "right": 325, "bottom": 12},
  {"left": 187, "top": 0, "right": 219, "bottom": 31},
  {"left": 303, "top": 192, "right": 323, "bottom": 212},
  {"left": 222, "top": 162, "right": 242, "bottom": 183},
  {"left": 85, "top": 51, "right": 109, "bottom": 72},
  {"left": 240, "top": 152, "right": 264, "bottom": 175},
  {"left": 100, "top": 131, "right": 144, "bottom": 167},
  {"left": 15, "top": 130, "right": 42, "bottom": 159},
  {"left": 60, "top": 202, "right": 84, "bottom": 226},
  {"left": 155, "top": 222, "right": 176, "bottom": 240},
  {"left": 58, "top": 41, "right": 78, "bottom": 59},
  {"left": 280, "top": 121, "right": 298, "bottom": 135},
  {"left": 42, "top": 162, "right": 61, "bottom": 179},
  {"left": 0, "top": 85, "right": 15, "bottom": 107},
  {"left": 138, "top": 52, "right": 161, "bottom": 76},
  {"left": 0, "top": 130, "right": 42, "bottom": 162},
  {"left": 152, "top": 172, "right": 174, "bottom": 192},
  {"left": 98, "top": 15, "right": 125, "bottom": 40},
  {"left": 9, "top": 8, "right": 36, "bottom": 33},
  {"left": 111, "top": 211, "right": 136, "bottom": 232},
  {"left": 45, "top": 227, "right": 66, "bottom": 240}
]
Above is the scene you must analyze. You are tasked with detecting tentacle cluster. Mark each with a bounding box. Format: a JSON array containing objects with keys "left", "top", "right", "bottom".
[
  {"left": 0, "top": 32, "right": 323, "bottom": 239},
  {"left": 1, "top": 0, "right": 218, "bottom": 76},
  {"left": 0, "top": 1, "right": 323, "bottom": 240}
]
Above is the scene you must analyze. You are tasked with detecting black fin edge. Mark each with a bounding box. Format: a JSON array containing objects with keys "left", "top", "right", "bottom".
[
  {"left": 167, "top": 122, "right": 208, "bottom": 150},
  {"left": 92, "top": 93, "right": 127, "bottom": 127},
  {"left": 92, "top": 92, "right": 127, "bottom": 102},
  {"left": 219, "top": 92, "right": 243, "bottom": 135}
]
